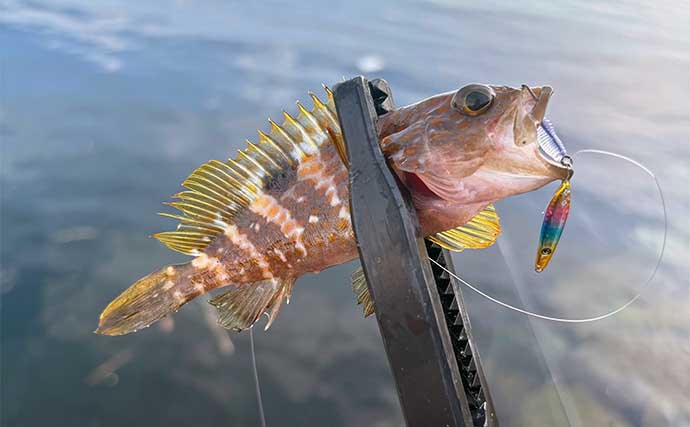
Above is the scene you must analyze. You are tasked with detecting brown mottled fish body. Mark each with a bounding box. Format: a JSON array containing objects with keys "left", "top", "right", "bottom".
[
  {"left": 97, "top": 90, "right": 359, "bottom": 334},
  {"left": 97, "top": 84, "right": 569, "bottom": 335}
]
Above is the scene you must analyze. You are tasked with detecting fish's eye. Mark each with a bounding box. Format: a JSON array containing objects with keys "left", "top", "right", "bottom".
[
  {"left": 451, "top": 84, "right": 495, "bottom": 116},
  {"left": 541, "top": 247, "right": 552, "bottom": 255}
]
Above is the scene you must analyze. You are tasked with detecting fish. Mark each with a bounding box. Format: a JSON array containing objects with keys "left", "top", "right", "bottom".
[{"left": 96, "top": 83, "right": 570, "bottom": 335}]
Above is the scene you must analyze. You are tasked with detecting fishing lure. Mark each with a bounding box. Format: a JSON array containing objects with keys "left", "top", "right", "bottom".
[
  {"left": 534, "top": 177, "right": 571, "bottom": 272},
  {"left": 535, "top": 119, "right": 573, "bottom": 272}
]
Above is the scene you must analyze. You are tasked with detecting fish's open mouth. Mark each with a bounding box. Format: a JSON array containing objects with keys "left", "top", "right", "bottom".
[{"left": 522, "top": 86, "right": 571, "bottom": 169}]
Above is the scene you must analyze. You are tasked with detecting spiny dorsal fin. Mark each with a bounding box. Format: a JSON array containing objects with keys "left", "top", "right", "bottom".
[
  {"left": 208, "top": 279, "right": 294, "bottom": 331},
  {"left": 154, "top": 87, "right": 340, "bottom": 255},
  {"left": 352, "top": 266, "right": 374, "bottom": 317},
  {"left": 427, "top": 204, "right": 501, "bottom": 252},
  {"left": 317, "top": 85, "right": 348, "bottom": 167}
]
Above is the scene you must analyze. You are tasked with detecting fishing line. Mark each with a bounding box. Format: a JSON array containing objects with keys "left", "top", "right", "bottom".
[
  {"left": 249, "top": 328, "right": 267, "bottom": 427},
  {"left": 429, "top": 148, "right": 667, "bottom": 323}
]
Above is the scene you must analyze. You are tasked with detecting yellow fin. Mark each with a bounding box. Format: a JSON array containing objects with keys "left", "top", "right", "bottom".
[
  {"left": 427, "top": 204, "right": 501, "bottom": 252},
  {"left": 314, "top": 86, "right": 348, "bottom": 167},
  {"left": 96, "top": 263, "right": 191, "bottom": 336},
  {"left": 209, "top": 279, "right": 294, "bottom": 332},
  {"left": 155, "top": 87, "right": 340, "bottom": 255},
  {"left": 351, "top": 267, "right": 374, "bottom": 317}
]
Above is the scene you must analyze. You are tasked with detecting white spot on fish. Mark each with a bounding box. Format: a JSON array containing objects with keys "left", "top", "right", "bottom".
[
  {"left": 338, "top": 206, "right": 350, "bottom": 220},
  {"left": 173, "top": 290, "right": 185, "bottom": 304},
  {"left": 192, "top": 253, "right": 211, "bottom": 269},
  {"left": 296, "top": 196, "right": 305, "bottom": 203},
  {"left": 215, "top": 270, "right": 229, "bottom": 282},
  {"left": 163, "top": 281, "right": 175, "bottom": 291},
  {"left": 166, "top": 266, "right": 175, "bottom": 277},
  {"left": 308, "top": 215, "right": 319, "bottom": 224},
  {"left": 295, "top": 241, "right": 307, "bottom": 257},
  {"left": 326, "top": 185, "right": 341, "bottom": 206},
  {"left": 273, "top": 248, "right": 287, "bottom": 263}
]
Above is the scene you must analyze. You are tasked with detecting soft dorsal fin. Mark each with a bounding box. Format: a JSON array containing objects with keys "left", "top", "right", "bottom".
[
  {"left": 427, "top": 204, "right": 501, "bottom": 252},
  {"left": 154, "top": 87, "right": 340, "bottom": 255}
]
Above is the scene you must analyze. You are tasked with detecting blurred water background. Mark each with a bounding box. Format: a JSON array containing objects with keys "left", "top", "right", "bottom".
[{"left": 2, "top": 1, "right": 689, "bottom": 426}]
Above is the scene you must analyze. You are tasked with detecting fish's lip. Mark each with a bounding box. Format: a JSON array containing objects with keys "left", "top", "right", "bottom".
[{"left": 529, "top": 86, "right": 552, "bottom": 124}]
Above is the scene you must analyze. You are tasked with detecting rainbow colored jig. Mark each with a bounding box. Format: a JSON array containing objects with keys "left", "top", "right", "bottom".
[{"left": 535, "top": 177, "right": 571, "bottom": 272}]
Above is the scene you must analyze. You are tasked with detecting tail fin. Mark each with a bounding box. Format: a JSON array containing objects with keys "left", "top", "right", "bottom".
[{"left": 96, "top": 263, "right": 197, "bottom": 336}]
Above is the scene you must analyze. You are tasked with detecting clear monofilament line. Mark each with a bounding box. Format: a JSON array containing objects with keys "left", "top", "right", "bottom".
[
  {"left": 428, "top": 148, "right": 667, "bottom": 324},
  {"left": 249, "top": 328, "right": 267, "bottom": 427}
]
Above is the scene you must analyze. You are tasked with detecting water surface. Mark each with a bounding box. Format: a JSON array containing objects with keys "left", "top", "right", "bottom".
[{"left": 2, "top": 1, "right": 689, "bottom": 426}]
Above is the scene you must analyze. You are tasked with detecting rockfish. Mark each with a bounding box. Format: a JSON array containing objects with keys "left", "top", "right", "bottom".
[{"left": 96, "top": 83, "right": 569, "bottom": 335}]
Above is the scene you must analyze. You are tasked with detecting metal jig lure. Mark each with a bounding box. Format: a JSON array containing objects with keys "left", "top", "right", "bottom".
[{"left": 535, "top": 119, "right": 573, "bottom": 272}]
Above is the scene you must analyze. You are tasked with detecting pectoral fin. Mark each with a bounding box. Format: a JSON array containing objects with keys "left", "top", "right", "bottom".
[
  {"left": 427, "top": 204, "right": 501, "bottom": 252},
  {"left": 351, "top": 267, "right": 375, "bottom": 317},
  {"left": 350, "top": 205, "right": 500, "bottom": 318},
  {"left": 209, "top": 278, "right": 294, "bottom": 332}
]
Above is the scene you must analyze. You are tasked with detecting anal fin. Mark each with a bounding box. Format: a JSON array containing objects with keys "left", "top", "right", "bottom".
[
  {"left": 209, "top": 278, "right": 294, "bottom": 332},
  {"left": 352, "top": 267, "right": 374, "bottom": 317}
]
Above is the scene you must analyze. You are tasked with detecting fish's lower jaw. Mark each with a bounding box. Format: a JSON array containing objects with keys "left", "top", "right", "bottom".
[{"left": 473, "top": 169, "right": 557, "bottom": 200}]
